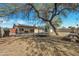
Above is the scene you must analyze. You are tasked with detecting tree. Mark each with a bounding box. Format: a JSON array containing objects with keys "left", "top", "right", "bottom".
[
  {"left": 44, "top": 16, "right": 62, "bottom": 32},
  {"left": 44, "top": 22, "right": 50, "bottom": 32},
  {"left": 51, "top": 16, "right": 62, "bottom": 28},
  {"left": 0, "top": 3, "right": 79, "bottom": 35},
  {"left": 26, "top": 3, "right": 79, "bottom": 35}
]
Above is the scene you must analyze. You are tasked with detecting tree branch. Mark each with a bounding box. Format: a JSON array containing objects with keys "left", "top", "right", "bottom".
[
  {"left": 55, "top": 3, "right": 57, "bottom": 14},
  {"left": 49, "top": 7, "right": 72, "bottom": 22},
  {"left": 56, "top": 8, "right": 71, "bottom": 15},
  {"left": 49, "top": 3, "right": 58, "bottom": 22},
  {"left": 26, "top": 3, "right": 50, "bottom": 22},
  {"left": 0, "top": 5, "right": 23, "bottom": 17},
  {"left": 49, "top": 21, "right": 58, "bottom": 35}
]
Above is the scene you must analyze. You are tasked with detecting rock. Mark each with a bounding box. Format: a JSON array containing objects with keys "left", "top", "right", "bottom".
[{"left": 71, "top": 39, "right": 76, "bottom": 42}]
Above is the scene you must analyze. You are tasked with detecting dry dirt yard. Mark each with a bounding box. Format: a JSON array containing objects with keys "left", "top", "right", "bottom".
[{"left": 0, "top": 36, "right": 79, "bottom": 56}]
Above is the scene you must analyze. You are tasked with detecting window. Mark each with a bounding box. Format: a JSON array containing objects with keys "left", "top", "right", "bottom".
[{"left": 20, "top": 28, "right": 24, "bottom": 31}]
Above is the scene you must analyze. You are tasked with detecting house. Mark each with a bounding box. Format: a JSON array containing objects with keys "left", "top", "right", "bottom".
[{"left": 9, "top": 24, "right": 45, "bottom": 36}]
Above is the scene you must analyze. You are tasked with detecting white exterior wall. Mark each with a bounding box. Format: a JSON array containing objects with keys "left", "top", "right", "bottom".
[
  {"left": 34, "top": 28, "right": 45, "bottom": 33},
  {"left": 34, "top": 29, "right": 39, "bottom": 33},
  {"left": 38, "top": 29, "right": 44, "bottom": 32}
]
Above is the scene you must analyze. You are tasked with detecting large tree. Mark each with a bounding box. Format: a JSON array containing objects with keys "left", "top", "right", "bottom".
[
  {"left": 0, "top": 3, "right": 79, "bottom": 35},
  {"left": 26, "top": 3, "right": 79, "bottom": 35}
]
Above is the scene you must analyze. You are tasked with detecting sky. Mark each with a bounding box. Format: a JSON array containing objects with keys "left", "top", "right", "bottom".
[
  {"left": 60, "top": 12, "right": 79, "bottom": 28},
  {"left": 0, "top": 4, "right": 79, "bottom": 28}
]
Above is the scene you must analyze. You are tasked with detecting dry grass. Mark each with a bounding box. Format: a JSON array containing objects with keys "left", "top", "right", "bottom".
[{"left": 0, "top": 36, "right": 79, "bottom": 56}]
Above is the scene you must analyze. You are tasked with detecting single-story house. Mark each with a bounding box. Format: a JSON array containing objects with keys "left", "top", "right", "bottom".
[{"left": 9, "top": 24, "right": 45, "bottom": 36}]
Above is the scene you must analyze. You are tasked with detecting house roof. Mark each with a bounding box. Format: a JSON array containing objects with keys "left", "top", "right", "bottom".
[{"left": 14, "top": 24, "right": 41, "bottom": 29}]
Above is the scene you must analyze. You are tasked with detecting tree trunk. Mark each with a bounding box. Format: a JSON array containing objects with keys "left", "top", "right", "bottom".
[{"left": 49, "top": 21, "right": 59, "bottom": 35}]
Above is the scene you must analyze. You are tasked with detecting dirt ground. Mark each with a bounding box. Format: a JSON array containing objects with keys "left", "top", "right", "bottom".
[{"left": 0, "top": 36, "right": 79, "bottom": 56}]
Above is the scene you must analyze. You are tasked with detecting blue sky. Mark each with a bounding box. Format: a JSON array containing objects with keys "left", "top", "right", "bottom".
[{"left": 60, "top": 12, "right": 79, "bottom": 28}]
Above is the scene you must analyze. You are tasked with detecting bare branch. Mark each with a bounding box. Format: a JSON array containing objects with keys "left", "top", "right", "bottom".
[
  {"left": 26, "top": 3, "right": 50, "bottom": 22},
  {"left": 0, "top": 6, "right": 22, "bottom": 17},
  {"left": 56, "top": 8, "right": 71, "bottom": 15},
  {"left": 49, "top": 3, "right": 58, "bottom": 22}
]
